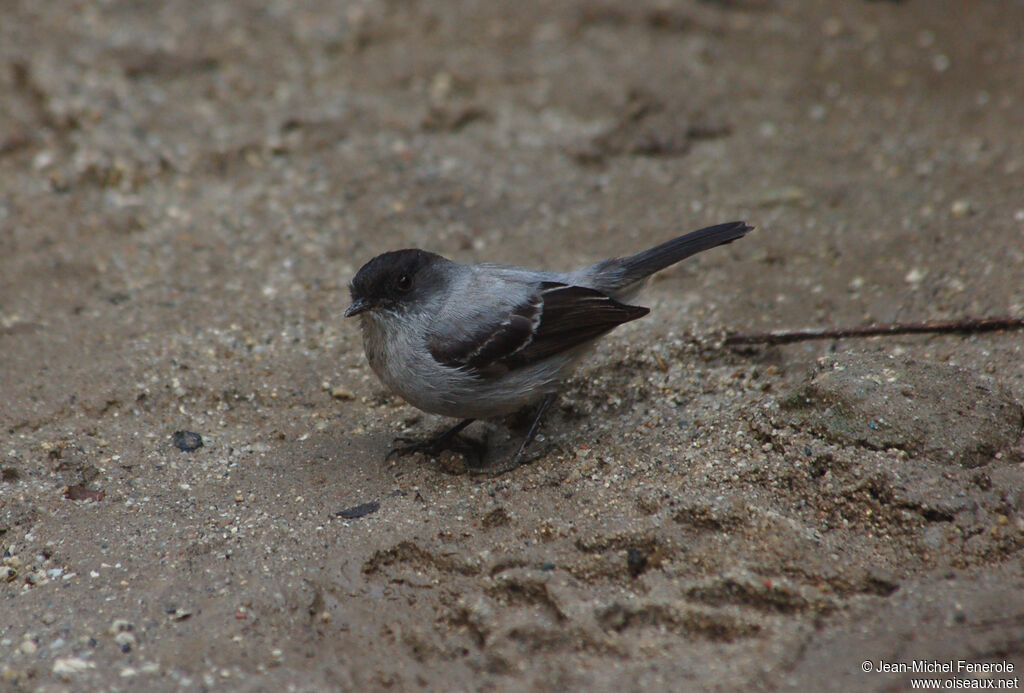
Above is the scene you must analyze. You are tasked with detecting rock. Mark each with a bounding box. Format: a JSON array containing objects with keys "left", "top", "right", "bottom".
[
  {"left": 53, "top": 656, "right": 95, "bottom": 678},
  {"left": 115, "top": 631, "right": 136, "bottom": 652},
  {"left": 782, "top": 352, "right": 1023, "bottom": 467},
  {"left": 951, "top": 198, "right": 974, "bottom": 217},
  {"left": 172, "top": 430, "right": 203, "bottom": 452},
  {"left": 329, "top": 386, "right": 354, "bottom": 401}
]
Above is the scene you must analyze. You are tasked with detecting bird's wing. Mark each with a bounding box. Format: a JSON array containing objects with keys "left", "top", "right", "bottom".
[{"left": 428, "top": 281, "right": 649, "bottom": 378}]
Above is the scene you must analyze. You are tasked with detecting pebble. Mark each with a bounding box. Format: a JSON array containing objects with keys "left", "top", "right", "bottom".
[
  {"left": 172, "top": 430, "right": 203, "bottom": 452},
  {"left": 951, "top": 199, "right": 973, "bottom": 217},
  {"left": 330, "top": 386, "right": 354, "bottom": 400},
  {"left": 904, "top": 267, "right": 926, "bottom": 284},
  {"left": 19, "top": 639, "right": 37, "bottom": 655},
  {"left": 115, "top": 631, "right": 136, "bottom": 652},
  {"left": 53, "top": 656, "right": 95, "bottom": 677},
  {"left": 41, "top": 613, "right": 56, "bottom": 625}
]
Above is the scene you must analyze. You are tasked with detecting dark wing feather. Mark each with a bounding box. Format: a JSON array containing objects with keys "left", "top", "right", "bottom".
[{"left": 429, "top": 281, "right": 649, "bottom": 378}]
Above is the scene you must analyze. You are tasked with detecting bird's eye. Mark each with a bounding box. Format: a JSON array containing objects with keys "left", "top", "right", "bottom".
[{"left": 396, "top": 274, "right": 412, "bottom": 292}]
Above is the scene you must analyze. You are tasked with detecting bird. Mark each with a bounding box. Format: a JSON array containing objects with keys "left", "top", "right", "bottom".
[{"left": 345, "top": 220, "right": 752, "bottom": 472}]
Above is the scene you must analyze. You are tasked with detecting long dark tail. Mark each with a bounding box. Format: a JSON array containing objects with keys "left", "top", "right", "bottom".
[
  {"left": 603, "top": 221, "right": 753, "bottom": 289},
  {"left": 622, "top": 221, "right": 752, "bottom": 279}
]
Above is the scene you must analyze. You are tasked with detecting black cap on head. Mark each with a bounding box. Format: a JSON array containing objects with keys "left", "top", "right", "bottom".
[{"left": 345, "top": 249, "right": 445, "bottom": 317}]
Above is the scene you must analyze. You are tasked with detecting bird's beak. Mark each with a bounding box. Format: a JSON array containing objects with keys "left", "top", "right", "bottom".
[{"left": 344, "top": 297, "right": 375, "bottom": 317}]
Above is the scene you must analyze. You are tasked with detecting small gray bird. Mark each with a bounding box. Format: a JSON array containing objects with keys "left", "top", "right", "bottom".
[{"left": 345, "top": 221, "right": 752, "bottom": 471}]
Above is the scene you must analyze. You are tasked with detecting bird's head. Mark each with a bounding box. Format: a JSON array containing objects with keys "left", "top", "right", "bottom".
[{"left": 345, "top": 249, "right": 449, "bottom": 319}]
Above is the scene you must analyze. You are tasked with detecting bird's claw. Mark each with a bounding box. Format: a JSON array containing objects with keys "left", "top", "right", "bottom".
[{"left": 386, "top": 433, "right": 484, "bottom": 464}]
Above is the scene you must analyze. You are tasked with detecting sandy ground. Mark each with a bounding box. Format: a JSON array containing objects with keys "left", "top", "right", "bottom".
[{"left": 2, "top": 1, "right": 1024, "bottom": 691}]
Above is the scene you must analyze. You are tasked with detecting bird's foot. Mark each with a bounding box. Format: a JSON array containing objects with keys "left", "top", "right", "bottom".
[
  {"left": 386, "top": 435, "right": 484, "bottom": 461},
  {"left": 386, "top": 418, "right": 483, "bottom": 464}
]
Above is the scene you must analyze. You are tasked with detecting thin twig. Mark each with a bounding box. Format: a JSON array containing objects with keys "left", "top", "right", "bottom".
[{"left": 724, "top": 316, "right": 1024, "bottom": 346}]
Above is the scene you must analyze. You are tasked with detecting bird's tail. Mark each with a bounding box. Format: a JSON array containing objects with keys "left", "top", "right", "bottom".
[{"left": 589, "top": 221, "right": 753, "bottom": 293}]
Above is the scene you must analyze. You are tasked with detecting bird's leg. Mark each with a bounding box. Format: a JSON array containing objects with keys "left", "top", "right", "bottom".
[
  {"left": 387, "top": 418, "right": 478, "bottom": 460},
  {"left": 474, "top": 393, "right": 557, "bottom": 475},
  {"left": 512, "top": 393, "right": 557, "bottom": 465}
]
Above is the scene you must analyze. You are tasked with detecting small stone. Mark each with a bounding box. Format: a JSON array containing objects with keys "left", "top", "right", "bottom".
[
  {"left": 330, "top": 386, "right": 354, "bottom": 401},
  {"left": 904, "top": 268, "right": 926, "bottom": 284},
  {"left": 172, "top": 430, "right": 203, "bottom": 452},
  {"left": 53, "top": 656, "right": 95, "bottom": 677},
  {"left": 115, "top": 631, "right": 136, "bottom": 652},
  {"left": 19, "top": 639, "right": 37, "bottom": 655},
  {"left": 41, "top": 613, "right": 56, "bottom": 625},
  {"left": 1, "top": 566, "right": 15, "bottom": 582},
  {"left": 951, "top": 199, "right": 973, "bottom": 217}
]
